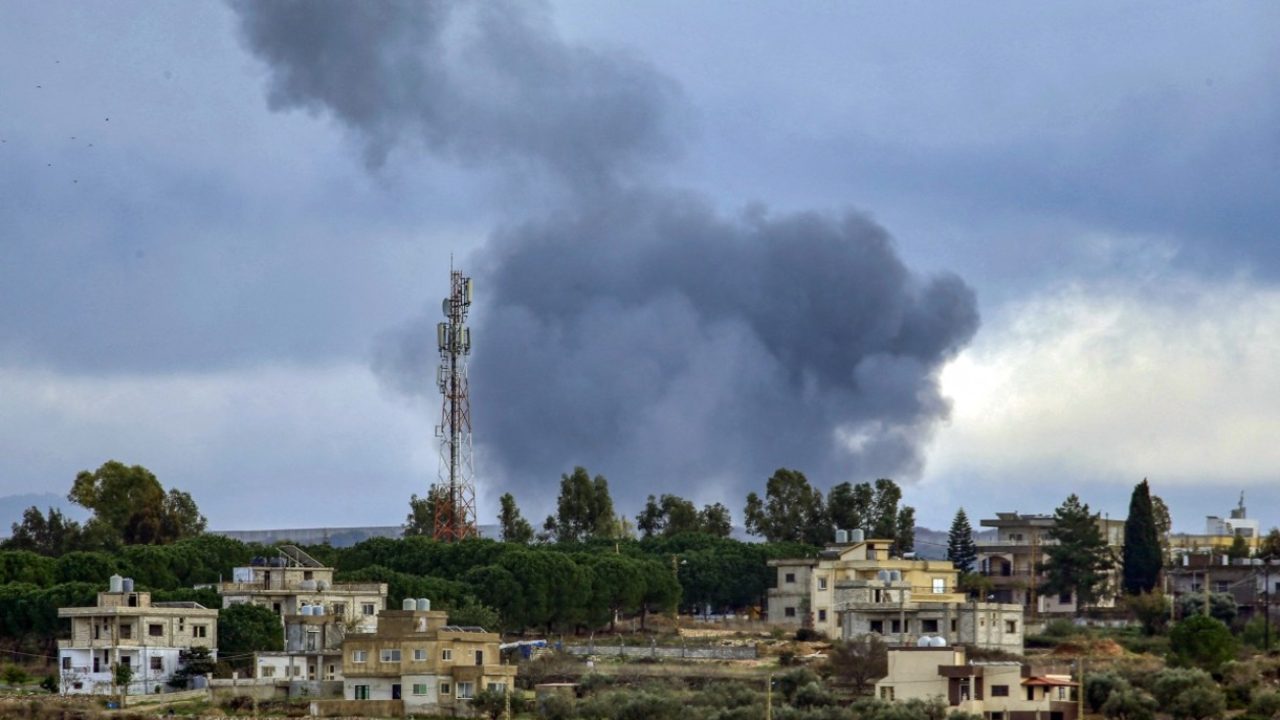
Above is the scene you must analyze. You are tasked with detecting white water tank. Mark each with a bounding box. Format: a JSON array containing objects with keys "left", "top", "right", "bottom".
[
  {"left": 836, "top": 529, "right": 849, "bottom": 544},
  {"left": 300, "top": 605, "right": 312, "bottom": 616},
  {"left": 850, "top": 529, "right": 865, "bottom": 543},
  {"left": 402, "top": 598, "right": 416, "bottom": 611},
  {"left": 916, "top": 636, "right": 932, "bottom": 647},
  {"left": 416, "top": 598, "right": 431, "bottom": 612},
  {"left": 877, "top": 570, "right": 891, "bottom": 582},
  {"left": 930, "top": 636, "right": 948, "bottom": 647},
  {"left": 313, "top": 605, "right": 325, "bottom": 616},
  {"left": 889, "top": 570, "right": 902, "bottom": 582},
  {"left": 121, "top": 577, "right": 135, "bottom": 593},
  {"left": 299, "top": 579, "right": 317, "bottom": 591},
  {"left": 109, "top": 575, "right": 123, "bottom": 593}
]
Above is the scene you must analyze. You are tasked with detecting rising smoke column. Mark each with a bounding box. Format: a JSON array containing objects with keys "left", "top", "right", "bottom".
[{"left": 230, "top": 0, "right": 980, "bottom": 509}]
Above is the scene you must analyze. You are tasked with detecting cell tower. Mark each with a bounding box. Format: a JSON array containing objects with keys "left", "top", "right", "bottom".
[{"left": 431, "top": 268, "right": 477, "bottom": 542}]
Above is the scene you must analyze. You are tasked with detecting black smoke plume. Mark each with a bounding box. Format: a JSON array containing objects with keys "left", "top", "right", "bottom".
[{"left": 230, "top": 0, "right": 979, "bottom": 511}]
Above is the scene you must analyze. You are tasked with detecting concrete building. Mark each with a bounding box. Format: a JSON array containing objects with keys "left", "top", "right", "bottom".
[
  {"left": 976, "top": 512, "right": 1124, "bottom": 615},
  {"left": 767, "top": 533, "right": 1024, "bottom": 652},
  {"left": 876, "top": 645, "right": 1078, "bottom": 720},
  {"left": 837, "top": 575, "right": 1024, "bottom": 653},
  {"left": 58, "top": 576, "right": 218, "bottom": 695},
  {"left": 341, "top": 601, "right": 517, "bottom": 716},
  {"left": 1167, "top": 554, "right": 1280, "bottom": 622},
  {"left": 216, "top": 545, "right": 387, "bottom": 683},
  {"left": 1169, "top": 495, "right": 1262, "bottom": 556}
]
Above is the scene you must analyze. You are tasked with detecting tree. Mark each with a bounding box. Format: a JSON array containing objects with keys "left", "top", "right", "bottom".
[
  {"left": 3, "top": 506, "right": 83, "bottom": 556},
  {"left": 69, "top": 461, "right": 206, "bottom": 545},
  {"left": 497, "top": 493, "right": 534, "bottom": 544},
  {"left": 1168, "top": 686, "right": 1226, "bottom": 720},
  {"left": 553, "top": 467, "right": 617, "bottom": 542},
  {"left": 947, "top": 509, "right": 977, "bottom": 573},
  {"left": 1176, "top": 592, "right": 1237, "bottom": 625},
  {"left": 1125, "top": 592, "right": 1171, "bottom": 636},
  {"left": 1102, "top": 687, "right": 1157, "bottom": 720},
  {"left": 895, "top": 506, "right": 916, "bottom": 556},
  {"left": 743, "top": 468, "right": 830, "bottom": 544},
  {"left": 828, "top": 482, "right": 873, "bottom": 533},
  {"left": 218, "top": 604, "right": 282, "bottom": 669},
  {"left": 1228, "top": 533, "right": 1250, "bottom": 560},
  {"left": 1151, "top": 495, "right": 1172, "bottom": 553},
  {"left": 168, "top": 646, "right": 215, "bottom": 689},
  {"left": 1262, "top": 528, "right": 1280, "bottom": 559},
  {"left": 1123, "top": 480, "right": 1162, "bottom": 594},
  {"left": 1040, "top": 494, "right": 1115, "bottom": 613},
  {"left": 1168, "top": 615, "right": 1237, "bottom": 673},
  {"left": 698, "top": 503, "right": 732, "bottom": 538},
  {"left": 1086, "top": 672, "right": 1129, "bottom": 713},
  {"left": 112, "top": 662, "right": 133, "bottom": 696},
  {"left": 403, "top": 487, "right": 447, "bottom": 537},
  {"left": 826, "top": 635, "right": 888, "bottom": 694},
  {"left": 870, "top": 479, "right": 902, "bottom": 540},
  {"left": 637, "top": 495, "right": 663, "bottom": 539}
]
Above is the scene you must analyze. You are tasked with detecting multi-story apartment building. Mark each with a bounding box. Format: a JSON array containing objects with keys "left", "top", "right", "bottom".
[
  {"left": 768, "top": 532, "right": 1024, "bottom": 651},
  {"left": 876, "top": 645, "right": 1078, "bottom": 720},
  {"left": 58, "top": 576, "right": 218, "bottom": 695},
  {"left": 216, "top": 545, "right": 387, "bottom": 682},
  {"left": 341, "top": 601, "right": 517, "bottom": 716},
  {"left": 977, "top": 512, "right": 1124, "bottom": 615}
]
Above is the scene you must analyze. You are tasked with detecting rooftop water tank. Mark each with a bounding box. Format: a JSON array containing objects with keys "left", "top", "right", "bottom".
[
  {"left": 889, "top": 570, "right": 902, "bottom": 582},
  {"left": 850, "top": 529, "right": 865, "bottom": 543},
  {"left": 836, "top": 529, "right": 849, "bottom": 544},
  {"left": 313, "top": 605, "right": 325, "bottom": 616},
  {"left": 877, "top": 570, "right": 891, "bottom": 582},
  {"left": 298, "top": 579, "right": 317, "bottom": 591},
  {"left": 316, "top": 580, "right": 329, "bottom": 591},
  {"left": 930, "top": 636, "right": 948, "bottom": 647},
  {"left": 109, "top": 574, "right": 123, "bottom": 593},
  {"left": 916, "top": 636, "right": 933, "bottom": 647},
  {"left": 402, "top": 598, "right": 416, "bottom": 611},
  {"left": 416, "top": 598, "right": 430, "bottom": 612},
  {"left": 300, "top": 605, "right": 312, "bottom": 616},
  {"left": 121, "top": 577, "right": 135, "bottom": 593}
]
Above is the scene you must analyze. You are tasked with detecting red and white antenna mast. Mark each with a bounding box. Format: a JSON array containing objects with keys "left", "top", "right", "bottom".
[{"left": 432, "top": 268, "right": 477, "bottom": 542}]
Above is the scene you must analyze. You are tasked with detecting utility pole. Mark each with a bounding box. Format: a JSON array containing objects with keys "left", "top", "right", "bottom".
[
  {"left": 765, "top": 673, "right": 773, "bottom": 720},
  {"left": 1076, "top": 657, "right": 1085, "bottom": 720}
]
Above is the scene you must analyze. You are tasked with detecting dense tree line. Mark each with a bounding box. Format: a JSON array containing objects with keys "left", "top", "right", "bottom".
[{"left": 744, "top": 469, "right": 916, "bottom": 554}]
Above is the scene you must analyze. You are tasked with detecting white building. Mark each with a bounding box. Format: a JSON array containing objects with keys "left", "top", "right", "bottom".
[{"left": 58, "top": 576, "right": 218, "bottom": 695}]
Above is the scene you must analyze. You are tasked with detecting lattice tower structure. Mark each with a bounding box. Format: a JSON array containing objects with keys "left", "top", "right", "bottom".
[{"left": 432, "top": 269, "right": 477, "bottom": 541}]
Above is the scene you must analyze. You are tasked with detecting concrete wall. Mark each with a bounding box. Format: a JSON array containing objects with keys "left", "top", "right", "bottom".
[
  {"left": 562, "top": 643, "right": 757, "bottom": 660},
  {"left": 310, "top": 699, "right": 404, "bottom": 717}
]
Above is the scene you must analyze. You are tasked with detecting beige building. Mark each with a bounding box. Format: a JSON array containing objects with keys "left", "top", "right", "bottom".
[
  {"left": 767, "top": 534, "right": 1024, "bottom": 652},
  {"left": 1169, "top": 496, "right": 1262, "bottom": 556},
  {"left": 341, "top": 602, "right": 517, "bottom": 716},
  {"left": 58, "top": 576, "right": 218, "bottom": 695},
  {"left": 769, "top": 534, "right": 964, "bottom": 633},
  {"left": 977, "top": 512, "right": 1124, "bottom": 615},
  {"left": 876, "top": 646, "right": 1078, "bottom": 720},
  {"left": 216, "top": 545, "right": 387, "bottom": 682}
]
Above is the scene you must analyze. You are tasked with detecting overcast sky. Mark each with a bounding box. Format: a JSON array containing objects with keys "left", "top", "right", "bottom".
[{"left": 2, "top": 1, "right": 1278, "bottom": 534}]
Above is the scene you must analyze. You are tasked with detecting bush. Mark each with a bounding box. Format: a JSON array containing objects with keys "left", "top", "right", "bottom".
[
  {"left": 1043, "top": 619, "right": 1081, "bottom": 638},
  {"left": 1087, "top": 672, "right": 1129, "bottom": 712},
  {"left": 1168, "top": 686, "right": 1226, "bottom": 720},
  {"left": 1, "top": 665, "right": 30, "bottom": 686},
  {"left": 1102, "top": 687, "right": 1157, "bottom": 720},
  {"left": 793, "top": 682, "right": 834, "bottom": 709},
  {"left": 795, "top": 627, "right": 824, "bottom": 642},
  {"left": 1169, "top": 615, "right": 1238, "bottom": 673},
  {"left": 540, "top": 692, "right": 576, "bottom": 720},
  {"left": 39, "top": 674, "right": 57, "bottom": 693},
  {"left": 1251, "top": 691, "right": 1280, "bottom": 719},
  {"left": 1125, "top": 592, "right": 1171, "bottom": 636},
  {"left": 1152, "top": 668, "right": 1217, "bottom": 708}
]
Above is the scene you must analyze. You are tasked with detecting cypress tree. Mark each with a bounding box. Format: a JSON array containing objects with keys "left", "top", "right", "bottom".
[
  {"left": 947, "top": 508, "right": 978, "bottom": 573},
  {"left": 1122, "top": 479, "right": 1162, "bottom": 594}
]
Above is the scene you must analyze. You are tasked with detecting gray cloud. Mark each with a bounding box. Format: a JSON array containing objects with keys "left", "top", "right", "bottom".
[{"left": 232, "top": 0, "right": 979, "bottom": 508}]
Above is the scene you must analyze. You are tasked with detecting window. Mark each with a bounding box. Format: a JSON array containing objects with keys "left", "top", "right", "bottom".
[
  {"left": 870, "top": 620, "right": 884, "bottom": 633},
  {"left": 488, "top": 682, "right": 507, "bottom": 693},
  {"left": 148, "top": 624, "right": 163, "bottom": 637},
  {"left": 193, "top": 625, "right": 207, "bottom": 639},
  {"left": 1216, "top": 581, "right": 1230, "bottom": 593},
  {"left": 61, "top": 657, "right": 70, "bottom": 670},
  {"left": 412, "top": 683, "right": 429, "bottom": 696},
  {"left": 950, "top": 619, "right": 957, "bottom": 632},
  {"left": 291, "top": 665, "right": 301, "bottom": 676},
  {"left": 261, "top": 666, "right": 275, "bottom": 678},
  {"left": 379, "top": 649, "right": 401, "bottom": 662},
  {"left": 1058, "top": 592, "right": 1072, "bottom": 605},
  {"left": 818, "top": 577, "right": 828, "bottom": 591},
  {"left": 992, "top": 685, "right": 1009, "bottom": 697},
  {"left": 120, "top": 656, "right": 131, "bottom": 668},
  {"left": 785, "top": 573, "right": 796, "bottom": 584},
  {"left": 362, "top": 603, "right": 376, "bottom": 616},
  {"left": 457, "top": 681, "right": 475, "bottom": 699},
  {"left": 333, "top": 602, "right": 346, "bottom": 617},
  {"left": 305, "top": 632, "right": 318, "bottom": 652},
  {"left": 353, "top": 685, "right": 370, "bottom": 700},
  {"left": 922, "top": 619, "right": 939, "bottom": 633},
  {"left": 413, "top": 649, "right": 427, "bottom": 661},
  {"left": 1058, "top": 687, "right": 1070, "bottom": 700},
  {"left": 817, "top": 609, "right": 827, "bottom": 622},
  {"left": 352, "top": 650, "right": 367, "bottom": 664},
  {"left": 150, "top": 657, "right": 162, "bottom": 671},
  {"left": 327, "top": 664, "right": 335, "bottom": 680},
  {"left": 784, "top": 607, "right": 796, "bottom": 618},
  {"left": 475, "top": 650, "right": 484, "bottom": 666},
  {"left": 442, "top": 649, "right": 453, "bottom": 661},
  {"left": 880, "top": 686, "right": 894, "bottom": 701},
  {"left": 1026, "top": 687, "right": 1035, "bottom": 701},
  {"left": 178, "top": 618, "right": 185, "bottom": 632},
  {"left": 1005, "top": 620, "right": 1017, "bottom": 633},
  {"left": 440, "top": 682, "right": 452, "bottom": 695},
  {"left": 991, "top": 713, "right": 1004, "bottom": 720},
  {"left": 303, "top": 571, "right": 314, "bottom": 580},
  {"left": 932, "top": 578, "right": 946, "bottom": 594},
  {"left": 119, "top": 624, "right": 132, "bottom": 639},
  {"left": 273, "top": 602, "right": 282, "bottom": 615}
]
